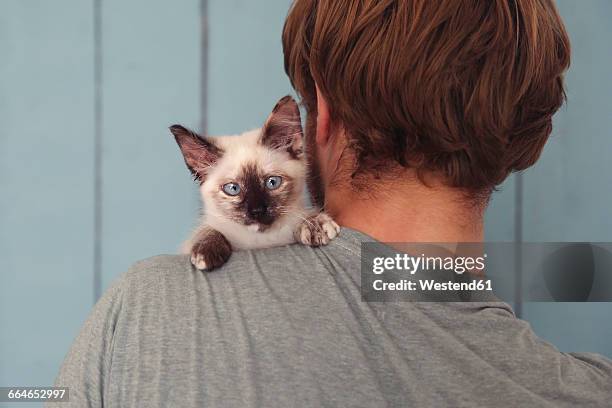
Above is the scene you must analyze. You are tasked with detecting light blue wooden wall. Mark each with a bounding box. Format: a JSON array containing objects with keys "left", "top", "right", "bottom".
[
  {"left": 0, "top": 0, "right": 201, "bottom": 400},
  {"left": 518, "top": 0, "right": 612, "bottom": 356},
  {"left": 0, "top": 0, "right": 610, "bottom": 398},
  {"left": 0, "top": 0, "right": 96, "bottom": 396},
  {"left": 98, "top": 0, "right": 201, "bottom": 292},
  {"left": 207, "top": 0, "right": 294, "bottom": 135}
]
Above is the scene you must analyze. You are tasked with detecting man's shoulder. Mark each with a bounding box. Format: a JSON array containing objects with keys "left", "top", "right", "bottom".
[
  {"left": 112, "top": 230, "right": 362, "bottom": 304},
  {"left": 101, "top": 242, "right": 354, "bottom": 318},
  {"left": 127, "top": 253, "right": 192, "bottom": 278},
  {"left": 119, "top": 254, "right": 191, "bottom": 289},
  {"left": 127, "top": 245, "right": 307, "bottom": 273},
  {"left": 126, "top": 232, "right": 360, "bottom": 280}
]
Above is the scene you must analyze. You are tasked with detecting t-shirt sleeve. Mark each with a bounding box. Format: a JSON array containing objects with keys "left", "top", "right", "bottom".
[{"left": 46, "top": 275, "right": 126, "bottom": 408}]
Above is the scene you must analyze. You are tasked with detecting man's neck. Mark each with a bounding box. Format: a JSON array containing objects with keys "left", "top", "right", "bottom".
[{"left": 325, "top": 178, "right": 484, "bottom": 243}]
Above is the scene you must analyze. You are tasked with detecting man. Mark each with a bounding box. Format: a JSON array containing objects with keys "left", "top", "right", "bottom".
[{"left": 51, "top": 0, "right": 612, "bottom": 406}]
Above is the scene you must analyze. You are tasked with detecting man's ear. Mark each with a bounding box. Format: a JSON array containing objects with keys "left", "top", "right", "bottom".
[
  {"left": 260, "top": 95, "right": 303, "bottom": 159},
  {"left": 170, "top": 124, "right": 222, "bottom": 183}
]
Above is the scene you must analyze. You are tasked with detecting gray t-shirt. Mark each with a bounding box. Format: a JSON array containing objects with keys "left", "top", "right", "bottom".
[{"left": 50, "top": 228, "right": 612, "bottom": 407}]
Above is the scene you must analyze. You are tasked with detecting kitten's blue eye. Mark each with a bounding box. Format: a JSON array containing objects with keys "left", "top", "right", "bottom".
[
  {"left": 265, "top": 176, "right": 282, "bottom": 190},
  {"left": 222, "top": 182, "right": 241, "bottom": 196}
]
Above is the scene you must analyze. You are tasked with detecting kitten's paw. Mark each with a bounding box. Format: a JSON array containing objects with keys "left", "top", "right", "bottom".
[
  {"left": 190, "top": 230, "right": 232, "bottom": 271},
  {"left": 190, "top": 253, "right": 210, "bottom": 271},
  {"left": 295, "top": 212, "right": 340, "bottom": 246}
]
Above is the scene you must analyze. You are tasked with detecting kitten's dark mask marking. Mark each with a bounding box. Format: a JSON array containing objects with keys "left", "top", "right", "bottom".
[
  {"left": 221, "top": 163, "right": 295, "bottom": 231},
  {"left": 239, "top": 163, "right": 275, "bottom": 226},
  {"left": 170, "top": 124, "right": 223, "bottom": 183}
]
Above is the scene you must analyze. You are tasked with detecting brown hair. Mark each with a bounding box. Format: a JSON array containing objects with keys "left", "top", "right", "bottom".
[{"left": 282, "top": 0, "right": 570, "bottom": 195}]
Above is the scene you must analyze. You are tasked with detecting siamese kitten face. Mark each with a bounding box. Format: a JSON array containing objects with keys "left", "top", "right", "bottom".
[
  {"left": 202, "top": 130, "right": 305, "bottom": 231},
  {"left": 171, "top": 96, "right": 305, "bottom": 232}
]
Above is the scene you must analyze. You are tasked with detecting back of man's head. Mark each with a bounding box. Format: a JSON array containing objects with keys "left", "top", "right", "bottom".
[{"left": 282, "top": 0, "right": 570, "bottom": 201}]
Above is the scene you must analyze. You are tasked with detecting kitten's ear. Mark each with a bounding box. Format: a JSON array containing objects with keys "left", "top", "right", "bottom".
[
  {"left": 170, "top": 124, "right": 222, "bottom": 183},
  {"left": 261, "top": 95, "right": 303, "bottom": 159}
]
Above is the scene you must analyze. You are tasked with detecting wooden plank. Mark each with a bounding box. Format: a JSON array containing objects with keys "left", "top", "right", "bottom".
[
  {"left": 207, "top": 0, "right": 294, "bottom": 135},
  {"left": 99, "top": 0, "right": 202, "bottom": 290},
  {"left": 522, "top": 0, "right": 612, "bottom": 357},
  {"left": 0, "top": 0, "right": 95, "bottom": 386}
]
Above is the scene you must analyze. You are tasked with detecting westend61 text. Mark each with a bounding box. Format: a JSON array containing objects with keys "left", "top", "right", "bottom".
[{"left": 372, "top": 279, "right": 493, "bottom": 292}]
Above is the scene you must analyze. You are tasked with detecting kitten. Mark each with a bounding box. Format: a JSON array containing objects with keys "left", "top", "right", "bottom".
[{"left": 170, "top": 95, "right": 340, "bottom": 271}]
